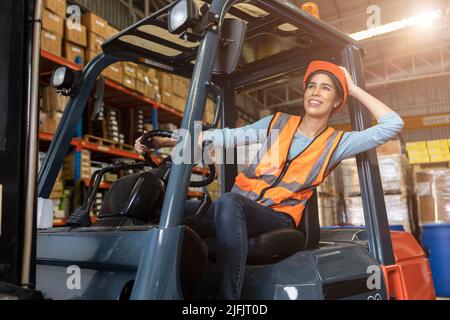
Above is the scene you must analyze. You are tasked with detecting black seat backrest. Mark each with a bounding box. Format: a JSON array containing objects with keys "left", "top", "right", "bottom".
[
  {"left": 99, "top": 171, "right": 165, "bottom": 222},
  {"left": 298, "top": 190, "right": 320, "bottom": 250}
]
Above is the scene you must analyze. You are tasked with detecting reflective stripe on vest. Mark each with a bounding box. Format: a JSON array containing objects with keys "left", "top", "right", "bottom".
[{"left": 232, "top": 112, "right": 344, "bottom": 226}]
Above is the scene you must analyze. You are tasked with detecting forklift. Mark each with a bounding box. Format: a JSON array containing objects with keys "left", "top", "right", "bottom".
[{"left": 1, "top": 0, "right": 436, "bottom": 300}]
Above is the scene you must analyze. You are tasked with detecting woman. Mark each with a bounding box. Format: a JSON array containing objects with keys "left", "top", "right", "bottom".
[{"left": 135, "top": 61, "right": 404, "bottom": 299}]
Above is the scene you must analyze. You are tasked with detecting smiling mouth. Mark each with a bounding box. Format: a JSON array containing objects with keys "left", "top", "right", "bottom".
[{"left": 308, "top": 99, "right": 323, "bottom": 106}]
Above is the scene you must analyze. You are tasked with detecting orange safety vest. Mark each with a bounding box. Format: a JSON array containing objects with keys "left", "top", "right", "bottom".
[{"left": 232, "top": 112, "right": 344, "bottom": 227}]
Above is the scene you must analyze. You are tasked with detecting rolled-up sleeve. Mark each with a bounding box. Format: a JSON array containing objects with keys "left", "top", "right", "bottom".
[{"left": 329, "top": 111, "right": 404, "bottom": 166}]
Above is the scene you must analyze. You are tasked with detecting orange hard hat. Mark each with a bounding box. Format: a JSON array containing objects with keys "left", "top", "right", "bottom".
[{"left": 303, "top": 60, "right": 348, "bottom": 112}]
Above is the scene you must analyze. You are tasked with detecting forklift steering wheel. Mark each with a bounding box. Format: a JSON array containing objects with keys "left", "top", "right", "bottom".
[{"left": 140, "top": 129, "right": 216, "bottom": 187}]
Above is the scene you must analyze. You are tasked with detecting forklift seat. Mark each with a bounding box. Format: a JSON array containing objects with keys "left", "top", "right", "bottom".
[{"left": 206, "top": 191, "right": 320, "bottom": 265}]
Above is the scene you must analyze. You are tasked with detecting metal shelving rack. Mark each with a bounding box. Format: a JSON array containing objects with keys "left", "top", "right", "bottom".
[{"left": 39, "top": 50, "right": 208, "bottom": 204}]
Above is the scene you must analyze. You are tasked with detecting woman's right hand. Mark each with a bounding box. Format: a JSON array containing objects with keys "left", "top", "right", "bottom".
[
  {"left": 134, "top": 135, "right": 149, "bottom": 154},
  {"left": 134, "top": 134, "right": 175, "bottom": 154}
]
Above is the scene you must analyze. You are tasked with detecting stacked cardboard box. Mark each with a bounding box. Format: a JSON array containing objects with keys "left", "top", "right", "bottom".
[
  {"left": 40, "top": 86, "right": 69, "bottom": 133},
  {"left": 406, "top": 139, "right": 450, "bottom": 164},
  {"left": 144, "top": 68, "right": 160, "bottom": 100},
  {"left": 344, "top": 195, "right": 410, "bottom": 228},
  {"left": 64, "top": 15, "right": 87, "bottom": 64},
  {"left": 41, "top": 0, "right": 66, "bottom": 56},
  {"left": 50, "top": 170, "right": 64, "bottom": 199},
  {"left": 171, "top": 75, "right": 190, "bottom": 112},
  {"left": 415, "top": 169, "right": 450, "bottom": 223},
  {"left": 341, "top": 153, "right": 409, "bottom": 195},
  {"left": 157, "top": 71, "right": 174, "bottom": 108},
  {"left": 42, "top": 86, "right": 69, "bottom": 112},
  {"left": 82, "top": 12, "right": 107, "bottom": 57},
  {"left": 204, "top": 98, "right": 216, "bottom": 124},
  {"left": 63, "top": 150, "right": 91, "bottom": 181},
  {"left": 318, "top": 196, "right": 341, "bottom": 227},
  {"left": 427, "top": 139, "right": 450, "bottom": 163},
  {"left": 406, "top": 141, "right": 429, "bottom": 164},
  {"left": 342, "top": 140, "right": 413, "bottom": 231},
  {"left": 317, "top": 170, "right": 342, "bottom": 226},
  {"left": 122, "top": 62, "right": 138, "bottom": 90}
]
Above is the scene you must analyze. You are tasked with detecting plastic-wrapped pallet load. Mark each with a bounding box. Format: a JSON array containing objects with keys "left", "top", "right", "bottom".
[
  {"left": 341, "top": 154, "right": 409, "bottom": 195},
  {"left": 317, "top": 168, "right": 340, "bottom": 195},
  {"left": 317, "top": 169, "right": 342, "bottom": 226},
  {"left": 344, "top": 194, "right": 410, "bottom": 231},
  {"left": 318, "top": 195, "right": 341, "bottom": 226},
  {"left": 415, "top": 169, "right": 450, "bottom": 223}
]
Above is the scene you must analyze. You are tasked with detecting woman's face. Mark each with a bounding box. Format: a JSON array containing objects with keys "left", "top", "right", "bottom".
[{"left": 303, "top": 73, "right": 340, "bottom": 118}]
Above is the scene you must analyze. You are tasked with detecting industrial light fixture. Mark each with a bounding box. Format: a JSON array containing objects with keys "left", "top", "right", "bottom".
[
  {"left": 51, "top": 66, "right": 82, "bottom": 96},
  {"left": 350, "top": 9, "right": 442, "bottom": 41},
  {"left": 168, "top": 0, "right": 199, "bottom": 34}
]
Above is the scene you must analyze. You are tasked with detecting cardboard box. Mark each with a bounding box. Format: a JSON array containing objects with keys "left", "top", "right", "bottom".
[
  {"left": 172, "top": 76, "right": 189, "bottom": 98},
  {"left": 204, "top": 98, "right": 215, "bottom": 124},
  {"left": 407, "top": 149, "right": 429, "bottom": 157},
  {"left": 85, "top": 50, "right": 98, "bottom": 62},
  {"left": 144, "top": 82, "right": 160, "bottom": 101},
  {"left": 136, "top": 80, "right": 146, "bottom": 95},
  {"left": 406, "top": 141, "right": 427, "bottom": 151},
  {"left": 147, "top": 68, "right": 157, "bottom": 81},
  {"left": 41, "top": 30, "right": 62, "bottom": 56},
  {"left": 65, "top": 23, "right": 87, "bottom": 47},
  {"left": 43, "top": 0, "right": 67, "bottom": 18},
  {"left": 123, "top": 62, "right": 137, "bottom": 78},
  {"left": 64, "top": 41, "right": 85, "bottom": 64},
  {"left": 103, "top": 63, "right": 123, "bottom": 84},
  {"left": 123, "top": 75, "right": 136, "bottom": 90},
  {"left": 429, "top": 154, "right": 450, "bottom": 163},
  {"left": 427, "top": 147, "right": 450, "bottom": 156},
  {"left": 409, "top": 155, "right": 430, "bottom": 164},
  {"left": 42, "top": 86, "right": 69, "bottom": 112},
  {"left": 416, "top": 169, "right": 450, "bottom": 223},
  {"left": 376, "top": 139, "right": 403, "bottom": 156},
  {"left": 162, "top": 91, "right": 173, "bottom": 107},
  {"left": 105, "top": 25, "right": 119, "bottom": 39},
  {"left": 172, "top": 96, "right": 186, "bottom": 112},
  {"left": 42, "top": 9, "right": 64, "bottom": 37},
  {"left": 82, "top": 12, "right": 108, "bottom": 38},
  {"left": 345, "top": 194, "right": 411, "bottom": 231},
  {"left": 136, "top": 67, "right": 147, "bottom": 79},
  {"left": 40, "top": 111, "right": 63, "bottom": 134},
  {"left": 426, "top": 139, "right": 449, "bottom": 149},
  {"left": 157, "top": 72, "right": 173, "bottom": 92},
  {"left": 342, "top": 154, "right": 410, "bottom": 195},
  {"left": 87, "top": 32, "right": 105, "bottom": 53}
]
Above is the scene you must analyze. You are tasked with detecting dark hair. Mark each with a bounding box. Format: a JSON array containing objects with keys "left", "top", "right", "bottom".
[{"left": 305, "top": 70, "right": 344, "bottom": 104}]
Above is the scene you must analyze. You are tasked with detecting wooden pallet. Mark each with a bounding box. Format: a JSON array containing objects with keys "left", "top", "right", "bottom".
[
  {"left": 84, "top": 135, "right": 136, "bottom": 152},
  {"left": 412, "top": 161, "right": 450, "bottom": 170},
  {"left": 84, "top": 135, "right": 119, "bottom": 147}
]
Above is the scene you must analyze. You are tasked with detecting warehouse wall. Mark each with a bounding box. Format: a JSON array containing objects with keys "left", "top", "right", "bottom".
[{"left": 329, "top": 75, "right": 450, "bottom": 142}]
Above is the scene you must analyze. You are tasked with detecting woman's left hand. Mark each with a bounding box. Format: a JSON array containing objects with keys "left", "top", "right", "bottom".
[{"left": 339, "top": 66, "right": 358, "bottom": 96}]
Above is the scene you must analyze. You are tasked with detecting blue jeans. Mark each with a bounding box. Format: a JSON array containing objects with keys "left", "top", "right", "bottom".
[{"left": 184, "top": 192, "right": 295, "bottom": 300}]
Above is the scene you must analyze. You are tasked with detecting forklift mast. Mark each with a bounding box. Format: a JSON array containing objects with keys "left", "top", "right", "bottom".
[{"left": 0, "top": 0, "right": 38, "bottom": 288}]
